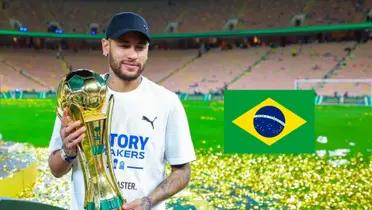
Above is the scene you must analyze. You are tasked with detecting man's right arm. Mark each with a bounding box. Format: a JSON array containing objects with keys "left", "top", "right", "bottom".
[
  {"left": 48, "top": 109, "right": 86, "bottom": 178},
  {"left": 48, "top": 149, "right": 73, "bottom": 178}
]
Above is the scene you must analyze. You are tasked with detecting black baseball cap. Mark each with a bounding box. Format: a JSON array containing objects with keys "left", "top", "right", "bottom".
[{"left": 105, "top": 12, "right": 151, "bottom": 42}]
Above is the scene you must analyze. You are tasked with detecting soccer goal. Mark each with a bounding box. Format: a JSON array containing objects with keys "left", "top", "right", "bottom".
[{"left": 294, "top": 79, "right": 372, "bottom": 106}]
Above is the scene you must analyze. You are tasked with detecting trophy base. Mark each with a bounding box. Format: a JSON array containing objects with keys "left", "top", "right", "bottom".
[{"left": 86, "top": 195, "right": 122, "bottom": 210}]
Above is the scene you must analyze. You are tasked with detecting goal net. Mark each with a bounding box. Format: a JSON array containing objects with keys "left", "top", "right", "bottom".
[{"left": 295, "top": 79, "right": 372, "bottom": 106}]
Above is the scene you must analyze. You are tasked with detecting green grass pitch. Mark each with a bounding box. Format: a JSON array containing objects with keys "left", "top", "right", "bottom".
[{"left": 0, "top": 99, "right": 371, "bottom": 154}]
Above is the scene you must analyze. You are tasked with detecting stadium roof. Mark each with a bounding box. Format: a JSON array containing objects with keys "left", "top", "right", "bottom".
[{"left": 0, "top": 22, "right": 371, "bottom": 40}]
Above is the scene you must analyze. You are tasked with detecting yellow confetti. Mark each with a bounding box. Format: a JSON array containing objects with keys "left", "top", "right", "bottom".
[{"left": 1, "top": 143, "right": 368, "bottom": 209}]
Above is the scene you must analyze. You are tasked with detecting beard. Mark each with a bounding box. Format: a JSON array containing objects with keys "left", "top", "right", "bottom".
[{"left": 108, "top": 53, "right": 144, "bottom": 81}]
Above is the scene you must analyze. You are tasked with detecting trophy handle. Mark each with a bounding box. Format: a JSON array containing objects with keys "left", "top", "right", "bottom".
[
  {"left": 69, "top": 103, "right": 91, "bottom": 208},
  {"left": 104, "top": 95, "right": 126, "bottom": 203}
]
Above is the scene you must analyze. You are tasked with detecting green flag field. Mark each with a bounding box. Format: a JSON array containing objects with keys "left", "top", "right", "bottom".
[{"left": 0, "top": 99, "right": 370, "bottom": 154}]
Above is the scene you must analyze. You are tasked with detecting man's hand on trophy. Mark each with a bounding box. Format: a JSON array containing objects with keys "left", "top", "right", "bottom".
[
  {"left": 122, "top": 197, "right": 152, "bottom": 210},
  {"left": 60, "top": 108, "right": 86, "bottom": 156}
]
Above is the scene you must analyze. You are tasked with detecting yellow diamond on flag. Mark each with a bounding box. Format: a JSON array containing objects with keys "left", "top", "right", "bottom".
[{"left": 232, "top": 98, "right": 306, "bottom": 146}]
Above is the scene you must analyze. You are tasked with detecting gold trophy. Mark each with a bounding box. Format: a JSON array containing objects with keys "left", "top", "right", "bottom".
[{"left": 56, "top": 69, "right": 125, "bottom": 210}]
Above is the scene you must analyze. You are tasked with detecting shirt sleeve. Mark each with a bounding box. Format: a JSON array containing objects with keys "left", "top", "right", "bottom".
[
  {"left": 165, "top": 94, "right": 196, "bottom": 165},
  {"left": 49, "top": 116, "right": 63, "bottom": 153}
]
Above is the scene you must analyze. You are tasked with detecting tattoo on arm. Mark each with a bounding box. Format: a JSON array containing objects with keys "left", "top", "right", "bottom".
[
  {"left": 149, "top": 163, "right": 191, "bottom": 206},
  {"left": 140, "top": 197, "right": 151, "bottom": 210}
]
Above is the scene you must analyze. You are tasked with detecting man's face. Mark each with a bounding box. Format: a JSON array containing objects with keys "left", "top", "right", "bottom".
[{"left": 102, "top": 32, "right": 149, "bottom": 81}]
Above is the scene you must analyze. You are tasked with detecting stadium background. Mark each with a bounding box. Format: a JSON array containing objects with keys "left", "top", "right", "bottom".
[{"left": 0, "top": 0, "right": 371, "bottom": 209}]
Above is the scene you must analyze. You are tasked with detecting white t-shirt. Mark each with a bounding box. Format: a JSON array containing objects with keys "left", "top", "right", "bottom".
[{"left": 49, "top": 76, "right": 196, "bottom": 210}]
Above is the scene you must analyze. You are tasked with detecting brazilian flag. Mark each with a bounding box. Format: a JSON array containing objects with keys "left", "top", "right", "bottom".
[{"left": 224, "top": 90, "right": 315, "bottom": 153}]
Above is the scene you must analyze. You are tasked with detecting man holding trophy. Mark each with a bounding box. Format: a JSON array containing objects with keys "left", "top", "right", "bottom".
[{"left": 48, "top": 12, "right": 196, "bottom": 210}]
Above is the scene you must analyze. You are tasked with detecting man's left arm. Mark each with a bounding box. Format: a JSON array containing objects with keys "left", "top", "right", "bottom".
[{"left": 122, "top": 163, "right": 191, "bottom": 210}]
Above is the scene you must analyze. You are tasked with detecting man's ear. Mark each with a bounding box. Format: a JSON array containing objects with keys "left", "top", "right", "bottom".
[{"left": 101, "top": 38, "right": 109, "bottom": 56}]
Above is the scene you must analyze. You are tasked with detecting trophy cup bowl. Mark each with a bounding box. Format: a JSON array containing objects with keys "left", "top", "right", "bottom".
[{"left": 56, "top": 69, "right": 125, "bottom": 210}]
